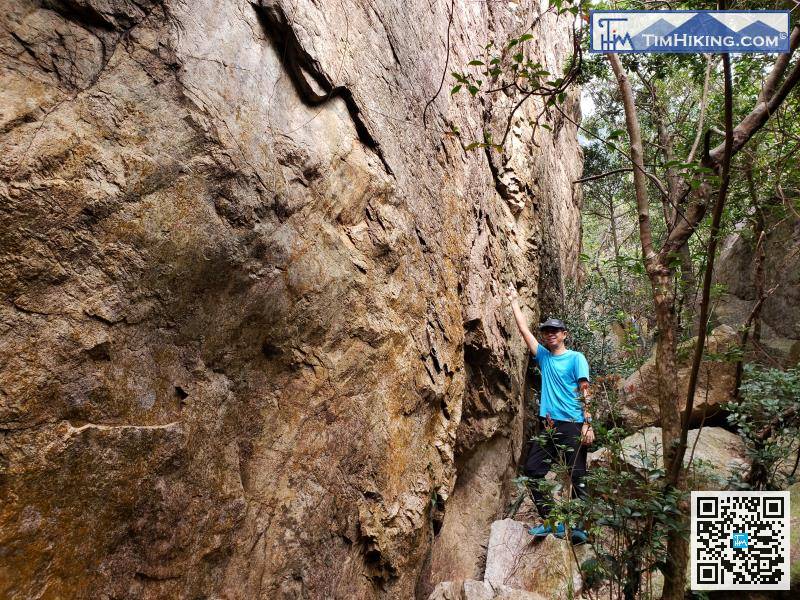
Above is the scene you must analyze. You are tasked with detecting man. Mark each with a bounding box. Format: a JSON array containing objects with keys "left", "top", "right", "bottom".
[{"left": 506, "top": 285, "right": 593, "bottom": 544}]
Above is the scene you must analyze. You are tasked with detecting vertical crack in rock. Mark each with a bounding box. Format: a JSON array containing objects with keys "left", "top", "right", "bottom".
[{"left": 251, "top": 0, "right": 394, "bottom": 176}]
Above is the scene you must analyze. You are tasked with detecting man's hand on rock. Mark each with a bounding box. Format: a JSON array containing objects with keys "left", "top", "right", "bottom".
[
  {"left": 505, "top": 284, "right": 519, "bottom": 305},
  {"left": 581, "top": 422, "right": 595, "bottom": 445}
]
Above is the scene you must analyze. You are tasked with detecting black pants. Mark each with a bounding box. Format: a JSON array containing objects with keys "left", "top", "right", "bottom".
[{"left": 523, "top": 418, "right": 588, "bottom": 519}]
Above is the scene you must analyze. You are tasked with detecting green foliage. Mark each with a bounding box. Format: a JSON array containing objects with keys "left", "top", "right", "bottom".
[
  {"left": 559, "top": 275, "right": 652, "bottom": 379},
  {"left": 725, "top": 365, "right": 800, "bottom": 490},
  {"left": 449, "top": 0, "right": 587, "bottom": 150}
]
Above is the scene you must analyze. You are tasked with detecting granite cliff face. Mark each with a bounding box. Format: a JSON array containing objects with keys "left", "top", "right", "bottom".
[
  {"left": 714, "top": 213, "right": 800, "bottom": 366},
  {"left": 0, "top": 1, "right": 582, "bottom": 598}
]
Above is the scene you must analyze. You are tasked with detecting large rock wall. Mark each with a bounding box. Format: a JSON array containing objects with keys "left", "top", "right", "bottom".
[
  {"left": 0, "top": 1, "right": 582, "bottom": 598},
  {"left": 714, "top": 212, "right": 800, "bottom": 365}
]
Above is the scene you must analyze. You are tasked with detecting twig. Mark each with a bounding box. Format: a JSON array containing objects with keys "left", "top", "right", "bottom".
[
  {"left": 422, "top": 0, "right": 455, "bottom": 128},
  {"left": 686, "top": 55, "right": 713, "bottom": 164},
  {"left": 573, "top": 168, "right": 632, "bottom": 184}
]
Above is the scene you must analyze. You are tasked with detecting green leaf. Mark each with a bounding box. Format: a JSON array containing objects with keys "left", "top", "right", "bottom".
[
  {"left": 468, "top": 60, "right": 485, "bottom": 66},
  {"left": 450, "top": 85, "right": 461, "bottom": 95},
  {"left": 519, "top": 33, "right": 534, "bottom": 42},
  {"left": 464, "top": 142, "right": 481, "bottom": 151},
  {"left": 507, "top": 38, "right": 519, "bottom": 49},
  {"left": 468, "top": 85, "right": 479, "bottom": 96},
  {"left": 513, "top": 52, "right": 524, "bottom": 63}
]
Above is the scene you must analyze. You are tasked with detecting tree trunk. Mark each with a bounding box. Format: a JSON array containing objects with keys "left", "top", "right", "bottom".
[
  {"left": 677, "top": 243, "right": 696, "bottom": 335},
  {"left": 647, "top": 267, "right": 687, "bottom": 599}
]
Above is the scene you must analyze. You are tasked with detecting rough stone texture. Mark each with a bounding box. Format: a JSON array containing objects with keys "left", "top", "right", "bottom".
[
  {"left": 424, "top": 434, "right": 514, "bottom": 589},
  {"left": 0, "top": 1, "right": 582, "bottom": 598},
  {"left": 483, "top": 519, "right": 590, "bottom": 599},
  {"left": 428, "top": 579, "right": 547, "bottom": 600},
  {"left": 712, "top": 294, "right": 800, "bottom": 366},
  {"left": 714, "top": 215, "right": 800, "bottom": 366},
  {"left": 589, "top": 426, "right": 749, "bottom": 488},
  {"left": 617, "top": 325, "right": 739, "bottom": 429}
]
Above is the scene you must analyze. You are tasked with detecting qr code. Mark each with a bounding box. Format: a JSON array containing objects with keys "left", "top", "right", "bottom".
[{"left": 691, "top": 491, "right": 790, "bottom": 590}]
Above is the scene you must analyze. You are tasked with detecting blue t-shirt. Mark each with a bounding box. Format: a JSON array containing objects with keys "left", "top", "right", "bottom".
[{"left": 534, "top": 346, "right": 590, "bottom": 422}]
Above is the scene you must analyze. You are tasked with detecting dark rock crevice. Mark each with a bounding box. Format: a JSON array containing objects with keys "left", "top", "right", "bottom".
[{"left": 251, "top": 0, "right": 394, "bottom": 176}]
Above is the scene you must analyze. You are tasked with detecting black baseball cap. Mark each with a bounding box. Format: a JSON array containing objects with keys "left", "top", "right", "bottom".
[{"left": 539, "top": 318, "right": 567, "bottom": 330}]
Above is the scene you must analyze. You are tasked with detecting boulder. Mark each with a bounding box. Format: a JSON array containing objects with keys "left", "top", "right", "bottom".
[
  {"left": 715, "top": 216, "right": 800, "bottom": 345},
  {"left": 589, "top": 426, "right": 749, "bottom": 488},
  {"left": 712, "top": 294, "right": 800, "bottom": 367},
  {"left": 617, "top": 326, "right": 739, "bottom": 428},
  {"left": 483, "top": 519, "right": 592, "bottom": 599}
]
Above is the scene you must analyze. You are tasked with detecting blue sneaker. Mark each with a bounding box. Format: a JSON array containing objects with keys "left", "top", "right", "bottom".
[
  {"left": 528, "top": 523, "right": 566, "bottom": 538},
  {"left": 528, "top": 523, "right": 553, "bottom": 537},
  {"left": 570, "top": 528, "right": 589, "bottom": 544},
  {"left": 554, "top": 526, "right": 589, "bottom": 545}
]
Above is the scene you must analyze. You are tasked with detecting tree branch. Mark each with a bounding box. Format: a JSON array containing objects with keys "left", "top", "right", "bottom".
[
  {"left": 664, "top": 51, "right": 800, "bottom": 254},
  {"left": 422, "top": 0, "right": 455, "bottom": 127},
  {"left": 573, "top": 167, "right": 633, "bottom": 184},
  {"left": 686, "top": 54, "right": 713, "bottom": 165},
  {"left": 708, "top": 25, "right": 800, "bottom": 164},
  {"left": 607, "top": 53, "right": 657, "bottom": 265},
  {"left": 668, "top": 50, "right": 734, "bottom": 486}
]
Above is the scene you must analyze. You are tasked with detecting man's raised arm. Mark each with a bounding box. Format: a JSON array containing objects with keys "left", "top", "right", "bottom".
[{"left": 505, "top": 284, "right": 539, "bottom": 356}]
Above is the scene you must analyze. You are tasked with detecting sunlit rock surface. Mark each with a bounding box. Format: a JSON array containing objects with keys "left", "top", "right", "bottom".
[
  {"left": 589, "top": 426, "right": 749, "bottom": 488},
  {"left": 0, "top": 0, "right": 582, "bottom": 597}
]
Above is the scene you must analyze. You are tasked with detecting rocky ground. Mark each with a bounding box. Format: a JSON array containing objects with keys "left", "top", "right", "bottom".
[{"left": 427, "top": 428, "right": 800, "bottom": 600}]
